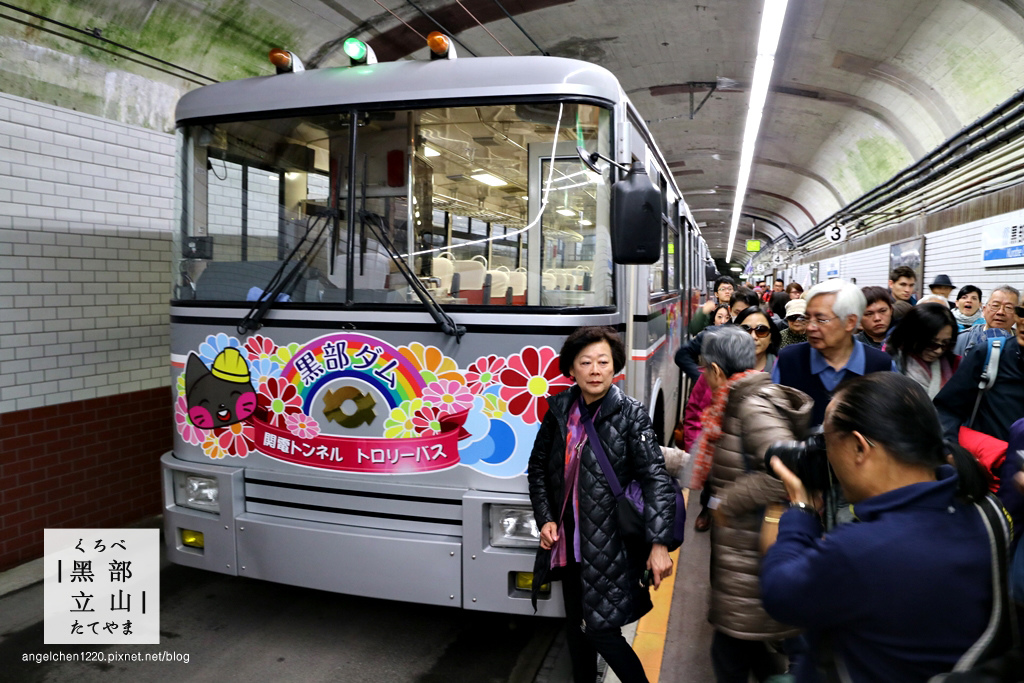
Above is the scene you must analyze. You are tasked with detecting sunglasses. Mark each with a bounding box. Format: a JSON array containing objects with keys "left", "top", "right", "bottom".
[
  {"left": 924, "top": 339, "right": 953, "bottom": 352},
  {"left": 1016, "top": 306, "right": 1024, "bottom": 318},
  {"left": 786, "top": 315, "right": 808, "bottom": 322},
  {"left": 741, "top": 324, "right": 772, "bottom": 339}
]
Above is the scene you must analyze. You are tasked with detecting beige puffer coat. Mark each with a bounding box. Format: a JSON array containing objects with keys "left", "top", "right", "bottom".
[{"left": 708, "top": 371, "right": 812, "bottom": 640}]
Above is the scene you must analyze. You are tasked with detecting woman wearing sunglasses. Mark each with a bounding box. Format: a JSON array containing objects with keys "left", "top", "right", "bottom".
[
  {"left": 734, "top": 306, "right": 783, "bottom": 375},
  {"left": 885, "top": 303, "right": 960, "bottom": 398}
]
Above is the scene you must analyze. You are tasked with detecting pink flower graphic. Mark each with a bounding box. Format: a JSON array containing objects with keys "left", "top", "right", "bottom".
[
  {"left": 285, "top": 412, "right": 321, "bottom": 440},
  {"left": 499, "top": 346, "right": 573, "bottom": 424},
  {"left": 244, "top": 334, "right": 278, "bottom": 362},
  {"left": 464, "top": 355, "right": 506, "bottom": 394},
  {"left": 201, "top": 422, "right": 256, "bottom": 459},
  {"left": 423, "top": 379, "right": 475, "bottom": 414},
  {"left": 411, "top": 405, "right": 444, "bottom": 436},
  {"left": 258, "top": 376, "right": 303, "bottom": 428},
  {"left": 175, "top": 395, "right": 205, "bottom": 445}
]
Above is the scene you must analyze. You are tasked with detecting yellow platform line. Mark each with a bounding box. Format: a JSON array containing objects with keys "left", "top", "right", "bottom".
[
  {"left": 631, "top": 547, "right": 680, "bottom": 683},
  {"left": 631, "top": 489, "right": 687, "bottom": 683}
]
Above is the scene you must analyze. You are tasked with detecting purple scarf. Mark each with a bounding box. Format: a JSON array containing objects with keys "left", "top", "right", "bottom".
[{"left": 550, "top": 399, "right": 592, "bottom": 568}]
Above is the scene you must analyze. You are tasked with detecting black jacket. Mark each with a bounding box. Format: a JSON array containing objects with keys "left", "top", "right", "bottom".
[
  {"left": 675, "top": 328, "right": 708, "bottom": 382},
  {"left": 934, "top": 337, "right": 1024, "bottom": 442},
  {"left": 527, "top": 384, "right": 676, "bottom": 630}
]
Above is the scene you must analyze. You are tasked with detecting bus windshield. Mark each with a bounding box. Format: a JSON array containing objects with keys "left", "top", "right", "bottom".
[{"left": 174, "top": 102, "right": 614, "bottom": 309}]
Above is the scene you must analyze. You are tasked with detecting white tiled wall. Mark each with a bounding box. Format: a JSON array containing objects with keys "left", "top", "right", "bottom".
[
  {"left": 839, "top": 243, "right": 890, "bottom": 289},
  {"left": 0, "top": 93, "right": 175, "bottom": 413},
  {"left": 925, "top": 222, "right": 1024, "bottom": 301}
]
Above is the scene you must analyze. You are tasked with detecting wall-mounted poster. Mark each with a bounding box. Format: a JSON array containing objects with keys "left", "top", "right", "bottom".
[{"left": 889, "top": 238, "right": 924, "bottom": 299}]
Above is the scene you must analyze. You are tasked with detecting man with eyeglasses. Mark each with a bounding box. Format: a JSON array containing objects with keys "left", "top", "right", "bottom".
[
  {"left": 935, "top": 294, "right": 1024, "bottom": 443},
  {"left": 688, "top": 276, "right": 736, "bottom": 335},
  {"left": 772, "top": 279, "right": 895, "bottom": 427},
  {"left": 952, "top": 285, "right": 1019, "bottom": 357},
  {"left": 854, "top": 286, "right": 895, "bottom": 350}
]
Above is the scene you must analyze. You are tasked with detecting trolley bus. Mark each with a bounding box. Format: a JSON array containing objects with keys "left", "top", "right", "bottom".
[{"left": 163, "top": 40, "right": 709, "bottom": 616}]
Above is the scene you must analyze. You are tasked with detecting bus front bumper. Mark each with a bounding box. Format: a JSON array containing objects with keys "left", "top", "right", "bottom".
[{"left": 161, "top": 452, "right": 563, "bottom": 616}]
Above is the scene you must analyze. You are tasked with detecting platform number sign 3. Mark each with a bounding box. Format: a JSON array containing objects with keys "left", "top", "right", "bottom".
[{"left": 827, "top": 223, "right": 847, "bottom": 243}]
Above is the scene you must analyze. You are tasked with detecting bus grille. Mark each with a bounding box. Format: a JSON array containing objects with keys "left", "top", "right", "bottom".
[{"left": 243, "top": 476, "right": 464, "bottom": 537}]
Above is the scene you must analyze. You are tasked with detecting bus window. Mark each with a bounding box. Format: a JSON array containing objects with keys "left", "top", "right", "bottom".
[{"left": 175, "top": 102, "right": 612, "bottom": 309}]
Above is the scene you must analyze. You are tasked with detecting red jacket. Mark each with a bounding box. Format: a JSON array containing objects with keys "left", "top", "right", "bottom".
[{"left": 682, "top": 373, "right": 713, "bottom": 451}]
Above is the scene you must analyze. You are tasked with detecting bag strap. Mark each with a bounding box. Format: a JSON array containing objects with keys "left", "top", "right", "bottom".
[
  {"left": 969, "top": 339, "right": 1003, "bottom": 428},
  {"left": 950, "top": 495, "right": 1017, "bottom": 672},
  {"left": 578, "top": 398, "right": 625, "bottom": 500}
]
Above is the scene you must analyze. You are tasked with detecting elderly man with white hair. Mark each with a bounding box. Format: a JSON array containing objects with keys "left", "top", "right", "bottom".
[{"left": 772, "top": 279, "right": 895, "bottom": 427}]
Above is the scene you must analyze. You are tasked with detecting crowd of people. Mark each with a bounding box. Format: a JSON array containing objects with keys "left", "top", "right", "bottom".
[{"left": 528, "top": 267, "right": 1024, "bottom": 683}]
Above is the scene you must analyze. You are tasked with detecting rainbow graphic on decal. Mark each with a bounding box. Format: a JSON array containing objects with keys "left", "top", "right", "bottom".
[{"left": 278, "top": 332, "right": 428, "bottom": 412}]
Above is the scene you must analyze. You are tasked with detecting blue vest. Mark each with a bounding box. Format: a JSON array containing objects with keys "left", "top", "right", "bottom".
[{"left": 775, "top": 342, "right": 893, "bottom": 426}]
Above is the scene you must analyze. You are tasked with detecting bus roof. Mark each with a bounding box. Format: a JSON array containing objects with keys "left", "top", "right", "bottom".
[{"left": 175, "top": 56, "right": 623, "bottom": 124}]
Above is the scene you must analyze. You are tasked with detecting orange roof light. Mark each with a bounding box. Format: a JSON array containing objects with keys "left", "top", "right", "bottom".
[
  {"left": 427, "top": 31, "right": 454, "bottom": 59},
  {"left": 269, "top": 48, "right": 305, "bottom": 73},
  {"left": 269, "top": 48, "right": 292, "bottom": 69}
]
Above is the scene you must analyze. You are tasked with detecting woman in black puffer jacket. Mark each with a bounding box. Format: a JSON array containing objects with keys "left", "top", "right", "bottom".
[{"left": 528, "top": 326, "right": 677, "bottom": 683}]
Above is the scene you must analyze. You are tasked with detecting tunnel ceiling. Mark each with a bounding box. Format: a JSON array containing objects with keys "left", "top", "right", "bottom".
[{"left": 9, "top": 0, "right": 1024, "bottom": 265}]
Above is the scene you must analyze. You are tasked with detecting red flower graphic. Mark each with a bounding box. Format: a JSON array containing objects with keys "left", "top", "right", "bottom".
[
  {"left": 258, "top": 377, "right": 303, "bottom": 428},
  {"left": 411, "top": 405, "right": 444, "bottom": 436},
  {"left": 202, "top": 421, "right": 256, "bottom": 459},
  {"left": 464, "top": 355, "right": 506, "bottom": 395},
  {"left": 498, "top": 347, "right": 572, "bottom": 424},
  {"left": 244, "top": 334, "right": 278, "bottom": 362}
]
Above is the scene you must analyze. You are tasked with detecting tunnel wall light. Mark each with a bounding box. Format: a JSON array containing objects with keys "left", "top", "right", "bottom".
[{"left": 725, "top": 0, "right": 790, "bottom": 263}]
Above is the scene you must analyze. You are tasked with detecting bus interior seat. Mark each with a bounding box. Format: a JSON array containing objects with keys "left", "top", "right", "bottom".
[
  {"left": 487, "top": 269, "right": 510, "bottom": 304},
  {"left": 431, "top": 257, "right": 454, "bottom": 294},
  {"left": 453, "top": 259, "right": 486, "bottom": 304},
  {"left": 509, "top": 270, "right": 527, "bottom": 305}
]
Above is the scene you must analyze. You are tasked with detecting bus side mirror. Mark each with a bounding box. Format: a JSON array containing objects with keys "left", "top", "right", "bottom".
[{"left": 611, "top": 162, "right": 662, "bottom": 264}]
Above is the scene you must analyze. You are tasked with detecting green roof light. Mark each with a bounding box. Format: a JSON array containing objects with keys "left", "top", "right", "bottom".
[{"left": 344, "top": 37, "right": 368, "bottom": 62}]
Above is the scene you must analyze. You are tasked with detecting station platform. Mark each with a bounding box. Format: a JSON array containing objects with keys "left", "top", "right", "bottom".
[{"left": 535, "top": 494, "right": 715, "bottom": 682}]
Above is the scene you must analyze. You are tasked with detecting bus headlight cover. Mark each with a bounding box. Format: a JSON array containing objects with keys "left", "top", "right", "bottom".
[
  {"left": 489, "top": 506, "right": 540, "bottom": 548},
  {"left": 183, "top": 475, "right": 219, "bottom": 512}
]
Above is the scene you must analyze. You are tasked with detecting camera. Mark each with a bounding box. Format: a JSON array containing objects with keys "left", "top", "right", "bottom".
[{"left": 763, "top": 427, "right": 833, "bottom": 492}]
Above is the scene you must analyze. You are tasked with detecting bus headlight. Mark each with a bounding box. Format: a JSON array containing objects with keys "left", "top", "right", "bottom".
[
  {"left": 489, "top": 506, "right": 540, "bottom": 548},
  {"left": 175, "top": 474, "right": 220, "bottom": 513}
]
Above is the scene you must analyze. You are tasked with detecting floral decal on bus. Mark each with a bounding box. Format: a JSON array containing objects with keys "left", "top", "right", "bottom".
[{"left": 175, "top": 331, "right": 570, "bottom": 477}]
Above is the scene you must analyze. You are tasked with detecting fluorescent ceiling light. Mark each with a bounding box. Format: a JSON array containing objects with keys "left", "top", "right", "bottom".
[
  {"left": 580, "top": 219, "right": 593, "bottom": 226},
  {"left": 556, "top": 208, "right": 577, "bottom": 217},
  {"left": 725, "top": 0, "right": 790, "bottom": 263},
  {"left": 423, "top": 146, "right": 441, "bottom": 157},
  {"left": 470, "top": 172, "right": 506, "bottom": 187},
  {"left": 730, "top": 266, "right": 741, "bottom": 272}
]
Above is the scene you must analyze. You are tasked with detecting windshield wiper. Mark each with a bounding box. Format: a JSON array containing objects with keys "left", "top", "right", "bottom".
[
  {"left": 360, "top": 210, "right": 466, "bottom": 343},
  {"left": 236, "top": 212, "right": 332, "bottom": 335}
]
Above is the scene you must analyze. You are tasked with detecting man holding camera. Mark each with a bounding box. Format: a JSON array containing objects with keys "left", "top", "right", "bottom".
[{"left": 771, "top": 279, "right": 895, "bottom": 427}]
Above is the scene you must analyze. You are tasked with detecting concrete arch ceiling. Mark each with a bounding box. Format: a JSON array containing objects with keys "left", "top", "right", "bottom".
[{"left": 11, "top": 0, "right": 1024, "bottom": 264}]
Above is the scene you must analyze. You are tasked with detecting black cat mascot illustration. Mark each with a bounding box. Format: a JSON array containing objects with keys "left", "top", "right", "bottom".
[{"left": 185, "top": 348, "right": 257, "bottom": 429}]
